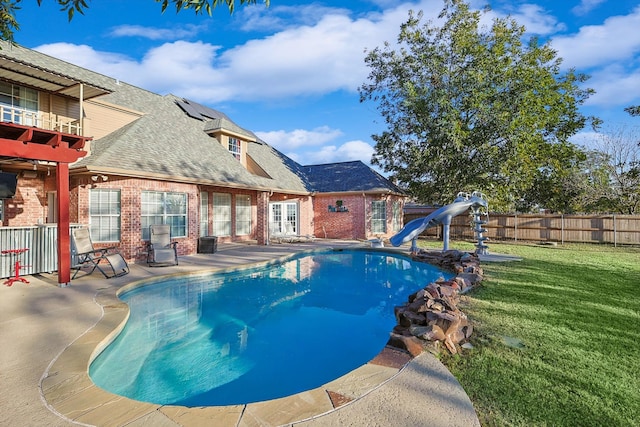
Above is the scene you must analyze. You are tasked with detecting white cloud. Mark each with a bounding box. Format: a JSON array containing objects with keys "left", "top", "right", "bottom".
[
  {"left": 482, "top": 3, "right": 565, "bottom": 35},
  {"left": 551, "top": 6, "right": 640, "bottom": 69},
  {"left": 584, "top": 64, "right": 640, "bottom": 107},
  {"left": 255, "top": 127, "right": 373, "bottom": 166},
  {"left": 34, "top": 1, "right": 439, "bottom": 103},
  {"left": 256, "top": 126, "right": 343, "bottom": 151},
  {"left": 35, "top": 42, "right": 139, "bottom": 79},
  {"left": 109, "top": 22, "right": 209, "bottom": 40},
  {"left": 572, "top": 0, "right": 606, "bottom": 16},
  {"left": 301, "top": 140, "right": 375, "bottom": 165},
  {"left": 569, "top": 130, "right": 601, "bottom": 150},
  {"left": 35, "top": 41, "right": 225, "bottom": 98},
  {"left": 238, "top": 4, "right": 351, "bottom": 32}
]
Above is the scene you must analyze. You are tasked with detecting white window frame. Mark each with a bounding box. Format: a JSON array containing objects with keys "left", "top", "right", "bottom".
[
  {"left": 392, "top": 201, "right": 402, "bottom": 232},
  {"left": 200, "top": 191, "right": 209, "bottom": 236},
  {"left": 0, "top": 82, "right": 38, "bottom": 126},
  {"left": 213, "top": 193, "right": 232, "bottom": 236},
  {"left": 228, "top": 137, "right": 241, "bottom": 160},
  {"left": 141, "top": 191, "right": 187, "bottom": 240},
  {"left": 269, "top": 202, "right": 298, "bottom": 235},
  {"left": 371, "top": 200, "right": 387, "bottom": 234},
  {"left": 89, "top": 189, "right": 121, "bottom": 242},
  {"left": 235, "top": 194, "right": 251, "bottom": 236}
]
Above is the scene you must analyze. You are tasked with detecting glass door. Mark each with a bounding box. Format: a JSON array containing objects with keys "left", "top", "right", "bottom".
[{"left": 269, "top": 202, "right": 298, "bottom": 235}]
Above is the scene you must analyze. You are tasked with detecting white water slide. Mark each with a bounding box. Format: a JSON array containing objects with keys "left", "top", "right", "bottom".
[{"left": 390, "top": 192, "right": 488, "bottom": 251}]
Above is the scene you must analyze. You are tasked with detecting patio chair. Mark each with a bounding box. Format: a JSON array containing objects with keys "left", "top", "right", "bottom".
[
  {"left": 71, "top": 228, "right": 129, "bottom": 279},
  {"left": 147, "top": 224, "right": 179, "bottom": 266},
  {"left": 269, "top": 222, "right": 315, "bottom": 243}
]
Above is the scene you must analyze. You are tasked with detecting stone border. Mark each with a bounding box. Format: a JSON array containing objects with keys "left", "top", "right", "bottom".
[{"left": 388, "top": 250, "right": 483, "bottom": 356}]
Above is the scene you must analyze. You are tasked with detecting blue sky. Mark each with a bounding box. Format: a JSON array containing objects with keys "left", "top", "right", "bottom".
[{"left": 14, "top": 0, "right": 640, "bottom": 168}]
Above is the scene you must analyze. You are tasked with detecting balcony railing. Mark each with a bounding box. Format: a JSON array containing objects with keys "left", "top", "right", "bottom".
[{"left": 0, "top": 106, "right": 82, "bottom": 135}]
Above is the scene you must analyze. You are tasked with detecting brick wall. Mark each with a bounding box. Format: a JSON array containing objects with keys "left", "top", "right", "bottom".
[
  {"left": 313, "top": 193, "right": 405, "bottom": 241},
  {"left": 3, "top": 172, "right": 46, "bottom": 226},
  {"left": 74, "top": 176, "right": 201, "bottom": 261},
  {"left": 313, "top": 194, "right": 366, "bottom": 239}
]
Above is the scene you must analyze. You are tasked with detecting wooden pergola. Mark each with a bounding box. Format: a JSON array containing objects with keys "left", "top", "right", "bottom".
[{"left": 0, "top": 121, "right": 90, "bottom": 286}]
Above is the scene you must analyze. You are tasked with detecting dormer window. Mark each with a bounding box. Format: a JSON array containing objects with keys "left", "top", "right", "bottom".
[{"left": 229, "top": 137, "right": 241, "bottom": 160}]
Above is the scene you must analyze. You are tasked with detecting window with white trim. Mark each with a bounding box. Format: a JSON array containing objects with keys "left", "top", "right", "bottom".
[
  {"left": 392, "top": 201, "right": 402, "bottom": 232},
  {"left": 89, "top": 189, "right": 121, "bottom": 242},
  {"left": 200, "top": 191, "right": 209, "bottom": 236},
  {"left": 235, "top": 195, "right": 251, "bottom": 236},
  {"left": 371, "top": 200, "right": 387, "bottom": 233},
  {"left": 141, "top": 191, "right": 187, "bottom": 240},
  {"left": 228, "top": 137, "right": 241, "bottom": 160},
  {"left": 213, "top": 193, "right": 231, "bottom": 236},
  {"left": 0, "top": 82, "right": 38, "bottom": 125}
]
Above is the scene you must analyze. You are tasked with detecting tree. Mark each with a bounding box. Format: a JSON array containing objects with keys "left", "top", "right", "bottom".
[
  {"left": 524, "top": 149, "right": 613, "bottom": 213},
  {"left": 359, "top": 0, "right": 598, "bottom": 211},
  {"left": 0, "top": 0, "right": 267, "bottom": 43},
  {"left": 589, "top": 126, "right": 640, "bottom": 214}
]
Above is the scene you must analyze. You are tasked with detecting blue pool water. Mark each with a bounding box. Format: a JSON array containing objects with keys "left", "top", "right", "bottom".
[{"left": 89, "top": 249, "right": 450, "bottom": 406}]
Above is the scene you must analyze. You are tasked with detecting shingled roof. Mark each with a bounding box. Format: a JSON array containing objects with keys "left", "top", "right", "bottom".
[
  {"left": 303, "top": 161, "right": 404, "bottom": 194},
  {"left": 73, "top": 83, "right": 309, "bottom": 193}
]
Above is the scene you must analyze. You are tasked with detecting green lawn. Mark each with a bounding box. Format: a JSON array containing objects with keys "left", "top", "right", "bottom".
[{"left": 417, "top": 240, "right": 640, "bottom": 427}]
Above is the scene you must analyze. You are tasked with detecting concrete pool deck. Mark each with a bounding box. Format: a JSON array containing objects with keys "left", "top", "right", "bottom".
[{"left": 0, "top": 240, "right": 480, "bottom": 427}]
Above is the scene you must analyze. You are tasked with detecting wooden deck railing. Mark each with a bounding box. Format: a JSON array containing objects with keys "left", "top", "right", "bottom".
[{"left": 1, "top": 106, "right": 82, "bottom": 135}]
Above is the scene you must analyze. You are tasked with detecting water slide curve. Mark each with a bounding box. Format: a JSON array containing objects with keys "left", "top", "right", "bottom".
[{"left": 390, "top": 193, "right": 488, "bottom": 251}]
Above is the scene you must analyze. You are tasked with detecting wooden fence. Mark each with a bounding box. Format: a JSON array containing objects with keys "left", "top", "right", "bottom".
[{"left": 404, "top": 211, "right": 640, "bottom": 246}]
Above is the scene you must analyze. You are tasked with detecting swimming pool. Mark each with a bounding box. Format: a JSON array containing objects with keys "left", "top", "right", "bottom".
[{"left": 89, "top": 249, "right": 450, "bottom": 407}]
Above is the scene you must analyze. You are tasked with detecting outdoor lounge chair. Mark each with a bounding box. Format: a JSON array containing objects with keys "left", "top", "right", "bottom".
[
  {"left": 147, "top": 224, "right": 179, "bottom": 266},
  {"left": 71, "top": 228, "right": 129, "bottom": 279},
  {"left": 269, "top": 222, "right": 315, "bottom": 244}
]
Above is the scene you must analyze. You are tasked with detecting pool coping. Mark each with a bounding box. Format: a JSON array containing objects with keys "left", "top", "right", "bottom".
[{"left": 40, "top": 248, "right": 422, "bottom": 427}]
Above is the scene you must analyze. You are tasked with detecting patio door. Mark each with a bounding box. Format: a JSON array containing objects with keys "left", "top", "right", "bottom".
[{"left": 269, "top": 202, "right": 298, "bottom": 235}]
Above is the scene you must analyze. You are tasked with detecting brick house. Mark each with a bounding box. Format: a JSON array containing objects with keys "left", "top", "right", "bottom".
[{"left": 0, "top": 41, "right": 406, "bottom": 276}]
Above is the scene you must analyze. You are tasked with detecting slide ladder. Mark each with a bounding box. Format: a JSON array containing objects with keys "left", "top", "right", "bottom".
[{"left": 469, "top": 191, "right": 489, "bottom": 255}]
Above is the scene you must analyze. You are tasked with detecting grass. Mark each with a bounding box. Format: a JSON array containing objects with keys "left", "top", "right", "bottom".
[{"left": 417, "top": 239, "right": 640, "bottom": 427}]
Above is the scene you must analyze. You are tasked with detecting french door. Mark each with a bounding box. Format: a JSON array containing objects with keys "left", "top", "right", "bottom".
[{"left": 269, "top": 202, "right": 298, "bottom": 235}]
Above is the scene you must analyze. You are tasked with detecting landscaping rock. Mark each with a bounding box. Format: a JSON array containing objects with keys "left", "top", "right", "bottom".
[
  {"left": 388, "top": 250, "right": 483, "bottom": 356},
  {"left": 387, "top": 333, "right": 425, "bottom": 357}
]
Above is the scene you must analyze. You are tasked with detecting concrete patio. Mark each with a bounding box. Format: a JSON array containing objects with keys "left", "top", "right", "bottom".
[{"left": 0, "top": 240, "right": 480, "bottom": 427}]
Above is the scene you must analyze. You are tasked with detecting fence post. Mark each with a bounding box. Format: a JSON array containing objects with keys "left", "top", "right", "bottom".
[
  {"left": 613, "top": 214, "right": 617, "bottom": 247},
  {"left": 561, "top": 214, "right": 564, "bottom": 245},
  {"left": 514, "top": 213, "right": 518, "bottom": 242}
]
